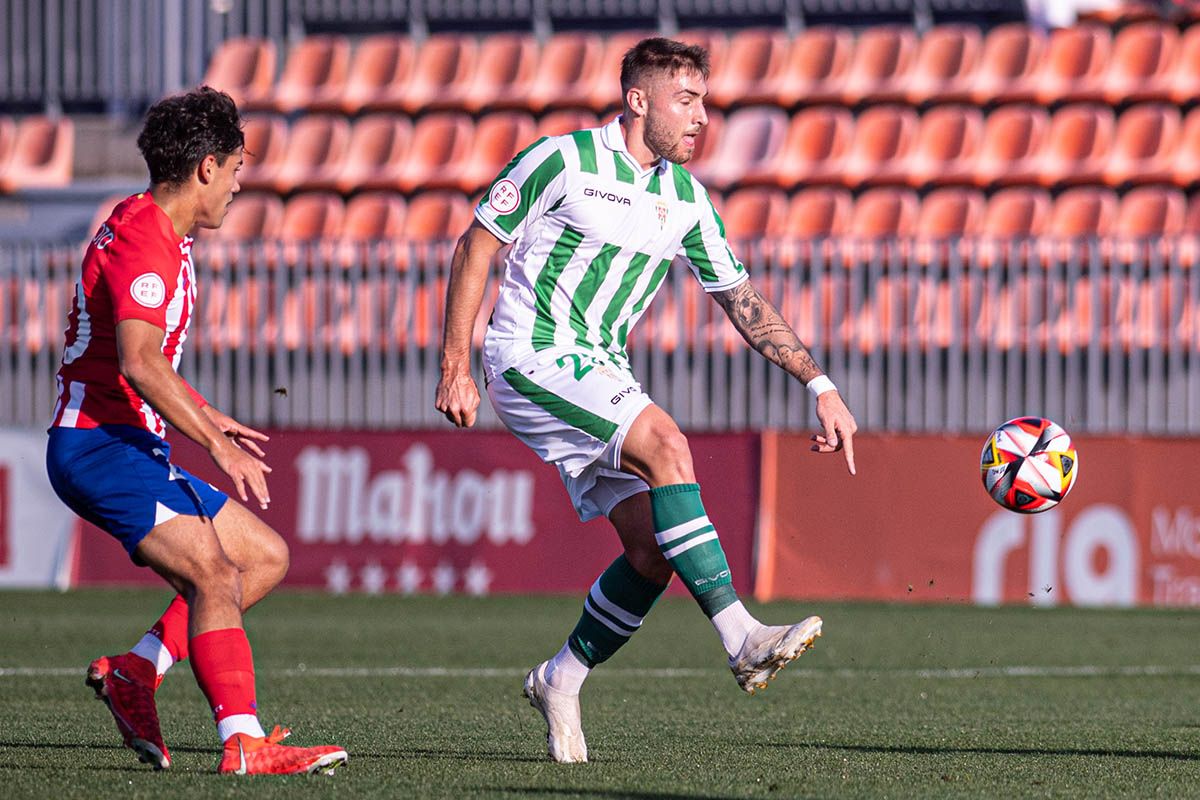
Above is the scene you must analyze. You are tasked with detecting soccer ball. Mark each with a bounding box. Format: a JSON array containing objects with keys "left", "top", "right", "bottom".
[{"left": 980, "top": 417, "right": 1079, "bottom": 514}]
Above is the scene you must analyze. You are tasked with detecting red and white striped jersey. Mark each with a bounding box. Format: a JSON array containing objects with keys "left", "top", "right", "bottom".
[{"left": 51, "top": 192, "right": 203, "bottom": 437}]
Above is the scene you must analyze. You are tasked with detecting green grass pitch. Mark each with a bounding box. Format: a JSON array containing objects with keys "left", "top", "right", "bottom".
[{"left": 1, "top": 589, "right": 1198, "bottom": 798}]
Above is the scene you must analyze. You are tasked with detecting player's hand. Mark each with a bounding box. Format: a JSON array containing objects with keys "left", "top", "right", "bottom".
[
  {"left": 811, "top": 390, "right": 858, "bottom": 476},
  {"left": 202, "top": 404, "right": 269, "bottom": 458},
  {"left": 435, "top": 366, "right": 480, "bottom": 428},
  {"left": 210, "top": 438, "right": 273, "bottom": 511}
]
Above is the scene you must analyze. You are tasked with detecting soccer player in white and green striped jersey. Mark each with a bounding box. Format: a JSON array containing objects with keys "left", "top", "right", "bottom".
[{"left": 435, "top": 37, "right": 858, "bottom": 764}]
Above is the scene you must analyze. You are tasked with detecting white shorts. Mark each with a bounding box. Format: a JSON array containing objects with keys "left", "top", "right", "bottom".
[{"left": 487, "top": 348, "right": 652, "bottom": 522}]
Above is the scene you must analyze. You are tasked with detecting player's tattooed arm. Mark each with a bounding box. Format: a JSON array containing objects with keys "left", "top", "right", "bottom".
[{"left": 714, "top": 280, "right": 824, "bottom": 385}]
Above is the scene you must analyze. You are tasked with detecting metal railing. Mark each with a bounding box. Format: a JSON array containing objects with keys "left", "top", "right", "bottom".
[{"left": 2, "top": 237, "right": 1198, "bottom": 434}]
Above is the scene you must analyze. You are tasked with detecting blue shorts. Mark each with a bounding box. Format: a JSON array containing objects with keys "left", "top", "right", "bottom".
[{"left": 46, "top": 425, "right": 229, "bottom": 560}]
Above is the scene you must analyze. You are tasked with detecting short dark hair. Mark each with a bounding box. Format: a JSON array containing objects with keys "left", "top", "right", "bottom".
[
  {"left": 620, "top": 37, "right": 710, "bottom": 99},
  {"left": 137, "top": 86, "right": 244, "bottom": 186}
]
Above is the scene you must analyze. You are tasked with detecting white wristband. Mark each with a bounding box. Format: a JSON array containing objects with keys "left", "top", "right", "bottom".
[{"left": 806, "top": 375, "right": 837, "bottom": 398}]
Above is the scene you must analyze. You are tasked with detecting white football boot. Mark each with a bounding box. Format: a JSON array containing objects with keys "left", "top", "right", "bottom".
[
  {"left": 730, "top": 615, "right": 822, "bottom": 694},
  {"left": 523, "top": 661, "right": 588, "bottom": 763}
]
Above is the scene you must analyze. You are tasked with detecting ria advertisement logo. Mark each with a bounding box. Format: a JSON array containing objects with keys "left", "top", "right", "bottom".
[{"left": 973, "top": 503, "right": 1200, "bottom": 607}]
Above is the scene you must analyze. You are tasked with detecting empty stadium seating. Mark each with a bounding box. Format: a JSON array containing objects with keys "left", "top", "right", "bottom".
[{"left": 0, "top": 116, "right": 74, "bottom": 192}]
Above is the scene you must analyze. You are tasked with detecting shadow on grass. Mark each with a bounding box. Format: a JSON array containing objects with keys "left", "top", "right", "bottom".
[
  {"left": 774, "top": 741, "right": 1200, "bottom": 762},
  {"left": 354, "top": 746, "right": 547, "bottom": 764},
  {"left": 490, "top": 790, "right": 741, "bottom": 800}
]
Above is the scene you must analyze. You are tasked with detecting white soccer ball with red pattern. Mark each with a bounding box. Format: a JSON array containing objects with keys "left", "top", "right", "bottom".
[{"left": 980, "top": 417, "right": 1079, "bottom": 514}]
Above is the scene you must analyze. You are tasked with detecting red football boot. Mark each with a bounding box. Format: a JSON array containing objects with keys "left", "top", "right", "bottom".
[
  {"left": 217, "top": 726, "right": 347, "bottom": 775},
  {"left": 85, "top": 653, "right": 170, "bottom": 769}
]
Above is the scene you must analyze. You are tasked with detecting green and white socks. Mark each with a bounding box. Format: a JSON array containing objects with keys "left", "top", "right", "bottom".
[
  {"left": 544, "top": 483, "right": 760, "bottom": 695},
  {"left": 545, "top": 554, "right": 667, "bottom": 694},
  {"left": 651, "top": 483, "right": 758, "bottom": 658}
]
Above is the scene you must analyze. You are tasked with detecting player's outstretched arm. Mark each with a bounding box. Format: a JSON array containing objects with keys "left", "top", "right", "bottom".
[
  {"left": 116, "top": 318, "right": 273, "bottom": 508},
  {"left": 436, "top": 221, "right": 504, "bottom": 428},
  {"left": 713, "top": 279, "right": 858, "bottom": 475}
]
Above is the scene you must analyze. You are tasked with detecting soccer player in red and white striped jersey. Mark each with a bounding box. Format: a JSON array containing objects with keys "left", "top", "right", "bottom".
[{"left": 46, "top": 87, "right": 346, "bottom": 776}]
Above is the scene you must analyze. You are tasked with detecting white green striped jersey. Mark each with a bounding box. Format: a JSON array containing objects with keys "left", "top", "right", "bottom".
[{"left": 475, "top": 116, "right": 747, "bottom": 380}]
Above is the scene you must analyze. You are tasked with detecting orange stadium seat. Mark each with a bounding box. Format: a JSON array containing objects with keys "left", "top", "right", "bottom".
[
  {"left": 328, "top": 114, "right": 413, "bottom": 194},
  {"left": 398, "top": 191, "right": 473, "bottom": 267},
  {"left": 849, "top": 187, "right": 919, "bottom": 238},
  {"left": 915, "top": 187, "right": 985, "bottom": 262},
  {"left": 689, "top": 106, "right": 787, "bottom": 191},
  {"left": 341, "top": 192, "right": 406, "bottom": 241},
  {"left": 236, "top": 115, "right": 288, "bottom": 192},
  {"left": 1032, "top": 24, "right": 1111, "bottom": 105},
  {"left": 787, "top": 187, "right": 853, "bottom": 238},
  {"left": 394, "top": 112, "right": 475, "bottom": 193},
  {"left": 718, "top": 187, "right": 789, "bottom": 242},
  {"left": 267, "top": 114, "right": 351, "bottom": 194},
  {"left": 206, "top": 192, "right": 285, "bottom": 241},
  {"left": 317, "top": 34, "right": 414, "bottom": 114},
  {"left": 1037, "top": 104, "right": 1114, "bottom": 188},
  {"left": 1113, "top": 185, "right": 1187, "bottom": 264},
  {"left": 977, "top": 186, "right": 1051, "bottom": 267},
  {"left": 840, "top": 26, "right": 918, "bottom": 106},
  {"left": 203, "top": 37, "right": 277, "bottom": 108},
  {"left": 335, "top": 192, "right": 407, "bottom": 265},
  {"left": 535, "top": 110, "right": 601, "bottom": 139},
  {"left": 705, "top": 29, "right": 789, "bottom": 108},
  {"left": 451, "top": 33, "right": 539, "bottom": 113},
  {"left": 525, "top": 33, "right": 604, "bottom": 113},
  {"left": 777, "top": 187, "right": 853, "bottom": 268},
  {"left": 451, "top": 111, "right": 537, "bottom": 194},
  {"left": 905, "top": 105, "right": 984, "bottom": 188},
  {"left": 840, "top": 104, "right": 918, "bottom": 188},
  {"left": 1103, "top": 21, "right": 1178, "bottom": 105},
  {"left": 0, "top": 116, "right": 74, "bottom": 192},
  {"left": 1078, "top": 0, "right": 1163, "bottom": 25},
  {"left": 905, "top": 24, "right": 982, "bottom": 106},
  {"left": 1173, "top": 108, "right": 1200, "bottom": 188},
  {"left": 971, "top": 23, "right": 1045, "bottom": 105},
  {"left": 772, "top": 27, "right": 854, "bottom": 108},
  {"left": 759, "top": 105, "right": 854, "bottom": 188},
  {"left": 1047, "top": 187, "right": 1118, "bottom": 238},
  {"left": 975, "top": 104, "right": 1049, "bottom": 187},
  {"left": 845, "top": 186, "right": 919, "bottom": 268},
  {"left": 387, "top": 34, "right": 478, "bottom": 115},
  {"left": 1114, "top": 185, "right": 1186, "bottom": 238},
  {"left": 280, "top": 192, "right": 345, "bottom": 265},
  {"left": 676, "top": 29, "right": 729, "bottom": 82},
  {"left": 982, "top": 187, "right": 1051, "bottom": 238},
  {"left": 586, "top": 31, "right": 653, "bottom": 113},
  {"left": 245, "top": 35, "right": 350, "bottom": 113},
  {"left": 0, "top": 116, "right": 15, "bottom": 168},
  {"left": 1187, "top": 193, "right": 1200, "bottom": 232},
  {"left": 1103, "top": 104, "right": 1181, "bottom": 187},
  {"left": 1169, "top": 25, "right": 1200, "bottom": 106}
]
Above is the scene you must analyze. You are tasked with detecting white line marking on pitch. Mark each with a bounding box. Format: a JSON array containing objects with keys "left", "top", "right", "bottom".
[{"left": 2, "top": 665, "right": 1199, "bottom": 679}]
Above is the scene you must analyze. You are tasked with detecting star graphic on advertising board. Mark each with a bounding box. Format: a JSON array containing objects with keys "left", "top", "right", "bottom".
[
  {"left": 463, "top": 561, "right": 493, "bottom": 597},
  {"left": 432, "top": 562, "right": 457, "bottom": 596},
  {"left": 396, "top": 561, "right": 423, "bottom": 595},
  {"left": 360, "top": 561, "right": 388, "bottom": 595},
  {"left": 325, "top": 560, "right": 352, "bottom": 595}
]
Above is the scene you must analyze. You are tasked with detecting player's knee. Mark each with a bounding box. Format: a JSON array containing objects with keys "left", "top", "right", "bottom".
[
  {"left": 195, "top": 555, "right": 242, "bottom": 602},
  {"left": 625, "top": 547, "right": 672, "bottom": 585},
  {"left": 263, "top": 535, "right": 290, "bottom": 582},
  {"left": 651, "top": 427, "right": 693, "bottom": 482}
]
